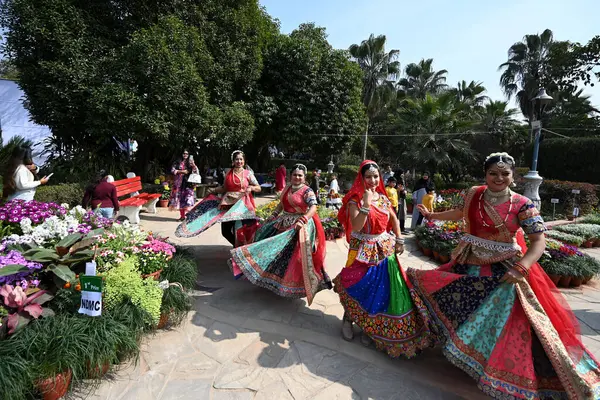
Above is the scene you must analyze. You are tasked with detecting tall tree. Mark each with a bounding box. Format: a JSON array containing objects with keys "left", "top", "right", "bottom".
[
  {"left": 397, "top": 58, "right": 448, "bottom": 99},
  {"left": 480, "top": 100, "right": 522, "bottom": 149},
  {"left": 348, "top": 34, "right": 400, "bottom": 159},
  {"left": 249, "top": 23, "right": 366, "bottom": 168},
  {"left": 451, "top": 80, "right": 488, "bottom": 111},
  {"left": 498, "top": 29, "right": 556, "bottom": 121},
  {"left": 0, "top": 0, "right": 274, "bottom": 178}
]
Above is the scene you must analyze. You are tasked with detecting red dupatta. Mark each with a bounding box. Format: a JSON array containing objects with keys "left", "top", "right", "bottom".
[
  {"left": 467, "top": 186, "right": 584, "bottom": 356},
  {"left": 338, "top": 160, "right": 390, "bottom": 242}
]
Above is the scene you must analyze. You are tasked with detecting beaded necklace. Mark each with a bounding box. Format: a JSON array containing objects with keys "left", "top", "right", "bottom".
[{"left": 478, "top": 190, "right": 513, "bottom": 228}]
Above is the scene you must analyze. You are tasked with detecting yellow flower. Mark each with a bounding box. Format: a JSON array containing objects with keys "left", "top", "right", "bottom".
[{"left": 154, "top": 179, "right": 160, "bottom": 184}]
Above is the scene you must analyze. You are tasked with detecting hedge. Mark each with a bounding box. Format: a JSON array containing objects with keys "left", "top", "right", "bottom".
[
  {"left": 538, "top": 180, "right": 599, "bottom": 215},
  {"left": 35, "top": 183, "right": 85, "bottom": 206},
  {"left": 525, "top": 137, "right": 600, "bottom": 184}
]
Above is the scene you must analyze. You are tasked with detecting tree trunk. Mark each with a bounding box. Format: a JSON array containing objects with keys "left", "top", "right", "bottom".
[{"left": 362, "top": 119, "right": 370, "bottom": 160}]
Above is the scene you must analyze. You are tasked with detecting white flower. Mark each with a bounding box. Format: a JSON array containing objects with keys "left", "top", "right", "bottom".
[
  {"left": 158, "top": 280, "right": 170, "bottom": 290},
  {"left": 61, "top": 203, "right": 69, "bottom": 209},
  {"left": 20, "top": 218, "right": 33, "bottom": 234}
]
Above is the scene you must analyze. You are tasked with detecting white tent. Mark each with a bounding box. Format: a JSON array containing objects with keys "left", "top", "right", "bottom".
[{"left": 0, "top": 78, "right": 50, "bottom": 163}]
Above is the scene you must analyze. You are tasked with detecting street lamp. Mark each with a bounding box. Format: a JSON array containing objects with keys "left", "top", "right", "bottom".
[
  {"left": 523, "top": 88, "right": 553, "bottom": 210},
  {"left": 327, "top": 156, "right": 335, "bottom": 174}
]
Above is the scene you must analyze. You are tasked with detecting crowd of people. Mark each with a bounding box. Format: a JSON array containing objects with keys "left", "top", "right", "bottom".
[
  {"left": 4, "top": 143, "right": 598, "bottom": 398},
  {"left": 174, "top": 150, "right": 600, "bottom": 399}
]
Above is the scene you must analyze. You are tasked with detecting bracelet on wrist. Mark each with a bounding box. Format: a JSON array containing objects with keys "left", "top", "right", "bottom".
[
  {"left": 395, "top": 237, "right": 405, "bottom": 245},
  {"left": 513, "top": 262, "right": 529, "bottom": 277},
  {"left": 359, "top": 206, "right": 371, "bottom": 215}
]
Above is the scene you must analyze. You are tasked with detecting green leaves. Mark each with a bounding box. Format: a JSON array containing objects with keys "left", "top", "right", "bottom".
[{"left": 0, "top": 264, "right": 31, "bottom": 278}]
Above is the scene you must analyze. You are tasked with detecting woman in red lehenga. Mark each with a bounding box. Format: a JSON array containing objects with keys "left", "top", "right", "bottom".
[
  {"left": 409, "top": 152, "right": 600, "bottom": 399},
  {"left": 176, "top": 150, "right": 261, "bottom": 247},
  {"left": 229, "top": 164, "right": 331, "bottom": 304},
  {"left": 333, "top": 160, "right": 436, "bottom": 355}
]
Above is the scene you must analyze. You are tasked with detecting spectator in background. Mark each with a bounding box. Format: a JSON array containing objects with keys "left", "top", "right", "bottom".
[
  {"left": 310, "top": 169, "right": 321, "bottom": 204},
  {"left": 82, "top": 169, "right": 119, "bottom": 218},
  {"left": 382, "top": 164, "right": 394, "bottom": 184},
  {"left": 275, "top": 162, "right": 287, "bottom": 195},
  {"left": 2, "top": 146, "right": 49, "bottom": 201}
]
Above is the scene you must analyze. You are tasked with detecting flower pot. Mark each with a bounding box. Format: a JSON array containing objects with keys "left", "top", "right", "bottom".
[
  {"left": 142, "top": 269, "right": 163, "bottom": 281},
  {"left": 567, "top": 215, "right": 575, "bottom": 221},
  {"left": 37, "top": 370, "right": 72, "bottom": 400},
  {"left": 432, "top": 251, "right": 440, "bottom": 261},
  {"left": 157, "top": 312, "right": 169, "bottom": 329},
  {"left": 583, "top": 240, "right": 594, "bottom": 248},
  {"left": 439, "top": 255, "right": 450, "bottom": 264},
  {"left": 422, "top": 248, "right": 432, "bottom": 257},
  {"left": 570, "top": 277, "right": 583, "bottom": 287},
  {"left": 158, "top": 199, "right": 168, "bottom": 207},
  {"left": 594, "top": 238, "right": 600, "bottom": 247},
  {"left": 548, "top": 274, "right": 561, "bottom": 285},
  {"left": 407, "top": 204, "right": 414, "bottom": 214},
  {"left": 86, "top": 360, "right": 110, "bottom": 379},
  {"left": 558, "top": 275, "right": 572, "bottom": 287}
]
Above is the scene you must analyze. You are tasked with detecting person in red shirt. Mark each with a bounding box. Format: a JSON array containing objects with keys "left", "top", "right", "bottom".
[{"left": 82, "top": 170, "right": 119, "bottom": 218}]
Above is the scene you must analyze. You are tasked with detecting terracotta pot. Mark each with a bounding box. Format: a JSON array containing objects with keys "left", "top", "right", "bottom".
[
  {"left": 422, "top": 248, "right": 432, "bottom": 257},
  {"left": 558, "top": 275, "right": 572, "bottom": 287},
  {"left": 548, "top": 274, "right": 561, "bottom": 285},
  {"left": 594, "top": 238, "right": 600, "bottom": 247},
  {"left": 157, "top": 312, "right": 169, "bottom": 329},
  {"left": 570, "top": 277, "right": 583, "bottom": 287},
  {"left": 86, "top": 360, "right": 110, "bottom": 379},
  {"left": 567, "top": 215, "right": 575, "bottom": 221},
  {"left": 432, "top": 251, "right": 440, "bottom": 261},
  {"left": 141, "top": 269, "right": 163, "bottom": 281},
  {"left": 583, "top": 240, "right": 594, "bottom": 248},
  {"left": 439, "top": 255, "right": 450, "bottom": 264},
  {"left": 407, "top": 204, "right": 414, "bottom": 214},
  {"left": 37, "top": 370, "right": 72, "bottom": 400}
]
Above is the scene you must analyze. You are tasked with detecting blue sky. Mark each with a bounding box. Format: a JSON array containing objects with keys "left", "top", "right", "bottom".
[{"left": 260, "top": 0, "right": 600, "bottom": 107}]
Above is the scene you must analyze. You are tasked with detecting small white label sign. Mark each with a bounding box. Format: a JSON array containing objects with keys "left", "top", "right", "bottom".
[
  {"left": 79, "top": 291, "right": 102, "bottom": 316},
  {"left": 573, "top": 207, "right": 580, "bottom": 217},
  {"left": 572, "top": 189, "right": 581, "bottom": 194},
  {"left": 551, "top": 198, "right": 559, "bottom": 204}
]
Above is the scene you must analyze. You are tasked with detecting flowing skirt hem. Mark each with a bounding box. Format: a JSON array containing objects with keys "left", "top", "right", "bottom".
[{"left": 334, "top": 275, "right": 437, "bottom": 359}]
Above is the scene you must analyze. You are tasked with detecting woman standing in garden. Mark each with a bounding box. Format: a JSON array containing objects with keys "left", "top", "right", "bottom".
[
  {"left": 82, "top": 169, "right": 119, "bottom": 218},
  {"left": 176, "top": 150, "right": 261, "bottom": 246},
  {"left": 229, "top": 164, "right": 331, "bottom": 303},
  {"left": 334, "top": 160, "right": 436, "bottom": 355},
  {"left": 409, "top": 152, "right": 600, "bottom": 399},
  {"left": 326, "top": 173, "right": 342, "bottom": 210},
  {"left": 275, "top": 162, "right": 286, "bottom": 195},
  {"left": 169, "top": 150, "right": 197, "bottom": 221},
  {"left": 2, "top": 146, "right": 49, "bottom": 201}
]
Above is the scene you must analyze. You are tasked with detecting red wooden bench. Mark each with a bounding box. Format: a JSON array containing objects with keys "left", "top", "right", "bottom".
[{"left": 112, "top": 176, "right": 161, "bottom": 224}]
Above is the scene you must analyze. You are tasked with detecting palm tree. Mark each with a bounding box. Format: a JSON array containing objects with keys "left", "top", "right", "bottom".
[
  {"left": 397, "top": 58, "right": 448, "bottom": 99},
  {"left": 480, "top": 100, "right": 521, "bottom": 149},
  {"left": 451, "top": 80, "right": 488, "bottom": 110},
  {"left": 349, "top": 34, "right": 400, "bottom": 158},
  {"left": 498, "top": 29, "right": 556, "bottom": 121},
  {"left": 394, "top": 93, "right": 478, "bottom": 180}
]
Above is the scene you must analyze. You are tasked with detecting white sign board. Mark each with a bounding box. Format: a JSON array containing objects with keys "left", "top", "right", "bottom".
[
  {"left": 78, "top": 274, "right": 103, "bottom": 317},
  {"left": 551, "top": 198, "right": 559, "bottom": 204},
  {"left": 572, "top": 189, "right": 581, "bottom": 194},
  {"left": 573, "top": 207, "right": 580, "bottom": 217}
]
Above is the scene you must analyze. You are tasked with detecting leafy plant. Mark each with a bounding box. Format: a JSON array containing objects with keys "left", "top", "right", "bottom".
[
  {"left": 580, "top": 213, "right": 600, "bottom": 225},
  {"left": 545, "top": 230, "right": 585, "bottom": 246},
  {"left": 105, "top": 299, "right": 154, "bottom": 339},
  {"left": 554, "top": 224, "right": 600, "bottom": 240},
  {"left": 160, "top": 284, "right": 192, "bottom": 327},
  {"left": 22, "top": 230, "right": 101, "bottom": 283},
  {"left": 0, "top": 339, "right": 34, "bottom": 400},
  {"left": 34, "top": 183, "right": 85, "bottom": 207},
  {"left": 103, "top": 257, "right": 163, "bottom": 325},
  {"left": 161, "top": 253, "right": 198, "bottom": 291},
  {"left": 0, "top": 285, "right": 54, "bottom": 334}
]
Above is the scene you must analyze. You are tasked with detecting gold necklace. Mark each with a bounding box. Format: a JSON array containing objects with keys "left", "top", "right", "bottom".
[{"left": 485, "top": 187, "right": 510, "bottom": 204}]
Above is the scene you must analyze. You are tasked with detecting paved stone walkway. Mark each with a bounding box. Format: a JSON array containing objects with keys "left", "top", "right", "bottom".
[{"left": 89, "top": 196, "right": 600, "bottom": 400}]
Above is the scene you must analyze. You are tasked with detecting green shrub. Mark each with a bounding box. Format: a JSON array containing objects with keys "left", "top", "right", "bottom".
[
  {"left": 337, "top": 164, "right": 360, "bottom": 183},
  {"left": 161, "top": 253, "right": 199, "bottom": 291},
  {"left": 554, "top": 224, "right": 600, "bottom": 240},
  {"left": 537, "top": 180, "right": 599, "bottom": 215},
  {"left": 580, "top": 213, "right": 600, "bottom": 225},
  {"left": 160, "top": 285, "right": 192, "bottom": 327},
  {"left": 525, "top": 137, "right": 600, "bottom": 184},
  {"left": 35, "top": 183, "right": 85, "bottom": 206},
  {"left": 545, "top": 230, "right": 585, "bottom": 246}
]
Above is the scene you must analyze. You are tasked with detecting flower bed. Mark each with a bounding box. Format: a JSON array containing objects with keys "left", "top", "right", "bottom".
[
  {"left": 554, "top": 223, "right": 600, "bottom": 248},
  {"left": 0, "top": 200, "right": 197, "bottom": 399},
  {"left": 414, "top": 219, "right": 600, "bottom": 288}
]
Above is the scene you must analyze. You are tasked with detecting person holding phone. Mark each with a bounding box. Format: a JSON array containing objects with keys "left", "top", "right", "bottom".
[{"left": 2, "top": 146, "right": 50, "bottom": 201}]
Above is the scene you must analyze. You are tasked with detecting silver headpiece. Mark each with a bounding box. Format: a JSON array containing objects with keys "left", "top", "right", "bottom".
[
  {"left": 293, "top": 164, "right": 307, "bottom": 173},
  {"left": 485, "top": 152, "right": 514, "bottom": 169},
  {"left": 367, "top": 164, "right": 378, "bottom": 173},
  {"left": 231, "top": 150, "right": 244, "bottom": 162}
]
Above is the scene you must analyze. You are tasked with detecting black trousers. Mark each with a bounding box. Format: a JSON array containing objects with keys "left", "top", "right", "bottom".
[
  {"left": 221, "top": 220, "right": 255, "bottom": 246},
  {"left": 416, "top": 212, "right": 424, "bottom": 226}
]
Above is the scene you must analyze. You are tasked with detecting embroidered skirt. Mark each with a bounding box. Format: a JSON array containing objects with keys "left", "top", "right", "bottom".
[
  {"left": 408, "top": 263, "right": 600, "bottom": 400},
  {"left": 334, "top": 254, "right": 437, "bottom": 358},
  {"left": 229, "top": 216, "right": 331, "bottom": 304}
]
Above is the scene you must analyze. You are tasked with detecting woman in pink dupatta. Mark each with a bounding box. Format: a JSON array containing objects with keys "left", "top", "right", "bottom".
[
  {"left": 175, "top": 150, "right": 261, "bottom": 247},
  {"left": 275, "top": 163, "right": 286, "bottom": 195}
]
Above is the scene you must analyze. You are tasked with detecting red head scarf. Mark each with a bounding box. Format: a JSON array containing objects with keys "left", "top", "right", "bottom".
[{"left": 338, "top": 160, "right": 388, "bottom": 242}]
